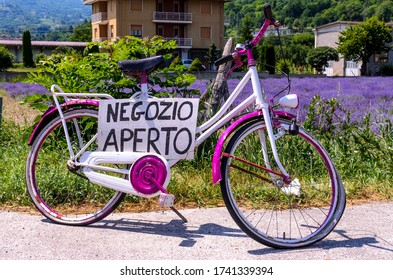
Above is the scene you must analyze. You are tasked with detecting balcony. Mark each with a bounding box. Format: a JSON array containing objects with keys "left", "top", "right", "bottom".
[
  {"left": 92, "top": 12, "right": 108, "bottom": 24},
  {"left": 83, "top": 0, "right": 106, "bottom": 4},
  {"left": 165, "top": 37, "right": 192, "bottom": 48},
  {"left": 153, "top": 12, "right": 192, "bottom": 24}
]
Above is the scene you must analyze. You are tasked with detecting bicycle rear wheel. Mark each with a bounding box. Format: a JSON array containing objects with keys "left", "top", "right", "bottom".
[
  {"left": 220, "top": 118, "right": 345, "bottom": 248},
  {"left": 26, "top": 108, "right": 126, "bottom": 226}
]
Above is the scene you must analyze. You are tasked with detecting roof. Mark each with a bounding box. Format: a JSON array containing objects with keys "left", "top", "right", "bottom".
[
  {"left": 316, "top": 20, "right": 393, "bottom": 30},
  {"left": 315, "top": 21, "right": 360, "bottom": 30},
  {"left": 0, "top": 40, "right": 88, "bottom": 47}
]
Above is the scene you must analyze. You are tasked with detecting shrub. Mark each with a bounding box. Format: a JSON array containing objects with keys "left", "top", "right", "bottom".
[
  {"left": 35, "top": 52, "right": 47, "bottom": 65},
  {"left": 26, "top": 36, "right": 198, "bottom": 107},
  {"left": 379, "top": 64, "right": 393, "bottom": 76},
  {"left": 0, "top": 46, "right": 15, "bottom": 71},
  {"left": 188, "top": 58, "right": 204, "bottom": 72}
]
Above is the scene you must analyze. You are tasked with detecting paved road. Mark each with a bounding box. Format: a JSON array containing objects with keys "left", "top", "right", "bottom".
[{"left": 0, "top": 201, "right": 392, "bottom": 260}]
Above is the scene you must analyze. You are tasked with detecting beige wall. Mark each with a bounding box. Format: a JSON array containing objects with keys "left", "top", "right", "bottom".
[
  {"left": 188, "top": 0, "right": 225, "bottom": 49},
  {"left": 87, "top": 0, "right": 226, "bottom": 49}
]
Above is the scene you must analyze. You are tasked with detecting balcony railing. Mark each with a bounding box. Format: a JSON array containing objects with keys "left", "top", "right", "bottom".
[
  {"left": 165, "top": 37, "right": 192, "bottom": 48},
  {"left": 153, "top": 12, "right": 192, "bottom": 23},
  {"left": 92, "top": 12, "right": 108, "bottom": 24}
]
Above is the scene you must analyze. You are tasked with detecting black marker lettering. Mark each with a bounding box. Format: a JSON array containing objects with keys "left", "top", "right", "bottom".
[
  {"left": 158, "top": 101, "right": 172, "bottom": 120},
  {"left": 120, "top": 102, "right": 130, "bottom": 121},
  {"left": 173, "top": 128, "right": 192, "bottom": 154},
  {"left": 103, "top": 129, "right": 118, "bottom": 151},
  {"left": 133, "top": 128, "right": 146, "bottom": 152},
  {"left": 161, "top": 127, "right": 177, "bottom": 155},
  {"left": 146, "top": 102, "right": 159, "bottom": 120},
  {"left": 131, "top": 101, "right": 144, "bottom": 121},
  {"left": 106, "top": 102, "right": 119, "bottom": 122},
  {"left": 147, "top": 128, "right": 160, "bottom": 154},
  {"left": 120, "top": 129, "right": 133, "bottom": 152},
  {"left": 178, "top": 101, "right": 193, "bottom": 121}
]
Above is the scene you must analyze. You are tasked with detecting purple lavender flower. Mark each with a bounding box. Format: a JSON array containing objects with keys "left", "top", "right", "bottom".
[
  {"left": 0, "top": 82, "right": 49, "bottom": 98},
  {"left": 189, "top": 76, "right": 393, "bottom": 126}
]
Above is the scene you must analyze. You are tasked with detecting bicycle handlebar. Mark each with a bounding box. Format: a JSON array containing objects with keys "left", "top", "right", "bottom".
[
  {"left": 263, "top": 4, "right": 274, "bottom": 22},
  {"left": 214, "top": 54, "right": 233, "bottom": 67},
  {"left": 214, "top": 4, "right": 276, "bottom": 67}
]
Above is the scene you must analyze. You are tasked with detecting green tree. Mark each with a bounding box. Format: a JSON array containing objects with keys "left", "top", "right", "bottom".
[
  {"left": 205, "top": 42, "right": 219, "bottom": 70},
  {"left": 188, "top": 58, "right": 204, "bottom": 72},
  {"left": 239, "top": 15, "right": 254, "bottom": 42},
  {"left": 22, "top": 30, "right": 35, "bottom": 68},
  {"left": 0, "top": 46, "right": 15, "bottom": 71},
  {"left": 307, "top": 46, "right": 339, "bottom": 74},
  {"left": 27, "top": 36, "right": 196, "bottom": 99},
  {"left": 337, "top": 16, "right": 392, "bottom": 75},
  {"left": 265, "top": 45, "right": 276, "bottom": 74},
  {"left": 70, "top": 20, "right": 92, "bottom": 42}
]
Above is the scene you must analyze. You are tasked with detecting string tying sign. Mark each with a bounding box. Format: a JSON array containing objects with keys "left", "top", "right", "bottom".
[{"left": 98, "top": 98, "right": 199, "bottom": 159}]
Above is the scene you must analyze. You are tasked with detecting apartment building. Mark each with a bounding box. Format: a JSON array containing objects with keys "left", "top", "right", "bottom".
[
  {"left": 315, "top": 21, "right": 393, "bottom": 76},
  {"left": 83, "top": 0, "right": 227, "bottom": 62}
]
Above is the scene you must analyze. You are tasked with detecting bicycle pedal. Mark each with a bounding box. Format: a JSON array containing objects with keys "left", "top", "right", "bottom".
[{"left": 158, "top": 193, "right": 175, "bottom": 207}]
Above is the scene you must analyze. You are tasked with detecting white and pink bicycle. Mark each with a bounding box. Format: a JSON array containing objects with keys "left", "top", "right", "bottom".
[{"left": 25, "top": 5, "right": 345, "bottom": 249}]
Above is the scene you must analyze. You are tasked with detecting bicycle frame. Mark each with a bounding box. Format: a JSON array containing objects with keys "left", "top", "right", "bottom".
[{"left": 34, "top": 18, "right": 297, "bottom": 197}]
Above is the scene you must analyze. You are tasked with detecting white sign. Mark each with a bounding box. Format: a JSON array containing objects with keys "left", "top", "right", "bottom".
[{"left": 98, "top": 98, "right": 199, "bottom": 159}]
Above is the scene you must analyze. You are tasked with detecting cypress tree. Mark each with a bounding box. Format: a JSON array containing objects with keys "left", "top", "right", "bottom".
[
  {"left": 266, "top": 46, "right": 275, "bottom": 74},
  {"left": 22, "top": 30, "right": 35, "bottom": 67}
]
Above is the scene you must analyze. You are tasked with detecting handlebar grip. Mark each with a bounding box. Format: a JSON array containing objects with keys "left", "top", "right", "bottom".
[
  {"left": 214, "top": 54, "right": 233, "bottom": 66},
  {"left": 263, "top": 4, "right": 274, "bottom": 21}
]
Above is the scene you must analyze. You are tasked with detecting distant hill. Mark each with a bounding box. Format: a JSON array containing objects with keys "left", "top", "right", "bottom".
[
  {"left": 0, "top": 0, "right": 90, "bottom": 39},
  {"left": 225, "top": 0, "right": 393, "bottom": 34}
]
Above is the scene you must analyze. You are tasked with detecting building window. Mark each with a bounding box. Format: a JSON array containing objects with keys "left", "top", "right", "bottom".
[
  {"left": 174, "top": 25, "right": 179, "bottom": 37},
  {"left": 157, "top": 0, "right": 163, "bottom": 12},
  {"left": 200, "top": 1, "right": 212, "bottom": 15},
  {"left": 200, "top": 27, "right": 211, "bottom": 39},
  {"left": 110, "top": 25, "right": 114, "bottom": 38},
  {"left": 174, "top": 0, "right": 179, "bottom": 13},
  {"left": 374, "top": 52, "right": 388, "bottom": 63},
  {"left": 130, "top": 25, "right": 143, "bottom": 37},
  {"left": 157, "top": 25, "right": 164, "bottom": 36},
  {"left": 131, "top": 0, "right": 142, "bottom": 12},
  {"left": 94, "top": 28, "right": 98, "bottom": 39}
]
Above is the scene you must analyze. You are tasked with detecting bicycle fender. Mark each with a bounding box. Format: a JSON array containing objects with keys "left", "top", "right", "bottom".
[
  {"left": 211, "top": 110, "right": 295, "bottom": 184},
  {"left": 27, "top": 99, "right": 99, "bottom": 145}
]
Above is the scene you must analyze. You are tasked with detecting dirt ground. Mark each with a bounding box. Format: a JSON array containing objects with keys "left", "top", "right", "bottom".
[{"left": 1, "top": 94, "right": 40, "bottom": 126}]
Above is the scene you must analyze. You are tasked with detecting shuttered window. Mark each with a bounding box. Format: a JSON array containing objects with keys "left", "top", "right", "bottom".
[
  {"left": 200, "top": 27, "right": 211, "bottom": 39},
  {"left": 131, "top": 25, "right": 143, "bottom": 37},
  {"left": 131, "top": 0, "right": 142, "bottom": 11},
  {"left": 200, "top": 1, "right": 212, "bottom": 14}
]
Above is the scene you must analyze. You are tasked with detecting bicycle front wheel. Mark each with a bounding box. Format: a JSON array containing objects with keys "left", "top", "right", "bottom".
[
  {"left": 26, "top": 108, "right": 126, "bottom": 226},
  {"left": 220, "top": 118, "right": 345, "bottom": 248}
]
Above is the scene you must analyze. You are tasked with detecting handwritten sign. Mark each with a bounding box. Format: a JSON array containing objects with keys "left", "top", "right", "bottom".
[{"left": 98, "top": 98, "right": 199, "bottom": 159}]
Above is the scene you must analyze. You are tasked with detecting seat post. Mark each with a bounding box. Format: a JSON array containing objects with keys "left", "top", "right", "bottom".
[{"left": 140, "top": 72, "right": 148, "bottom": 95}]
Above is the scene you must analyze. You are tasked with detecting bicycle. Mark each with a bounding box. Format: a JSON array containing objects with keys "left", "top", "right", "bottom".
[{"left": 25, "top": 5, "right": 345, "bottom": 249}]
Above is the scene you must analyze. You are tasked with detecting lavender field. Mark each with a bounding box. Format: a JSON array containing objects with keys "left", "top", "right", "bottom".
[
  {"left": 0, "top": 82, "right": 49, "bottom": 99},
  {"left": 0, "top": 76, "right": 392, "bottom": 207},
  {"left": 1, "top": 77, "right": 392, "bottom": 125},
  {"left": 190, "top": 76, "right": 393, "bottom": 125}
]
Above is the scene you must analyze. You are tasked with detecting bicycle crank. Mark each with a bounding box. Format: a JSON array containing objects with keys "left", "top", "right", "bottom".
[{"left": 129, "top": 154, "right": 187, "bottom": 222}]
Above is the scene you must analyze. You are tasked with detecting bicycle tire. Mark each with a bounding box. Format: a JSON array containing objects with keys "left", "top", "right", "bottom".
[
  {"left": 26, "top": 108, "right": 126, "bottom": 226},
  {"left": 220, "top": 118, "right": 345, "bottom": 248}
]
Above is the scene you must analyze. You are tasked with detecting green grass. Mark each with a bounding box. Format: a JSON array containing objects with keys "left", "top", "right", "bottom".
[{"left": 0, "top": 106, "right": 392, "bottom": 212}]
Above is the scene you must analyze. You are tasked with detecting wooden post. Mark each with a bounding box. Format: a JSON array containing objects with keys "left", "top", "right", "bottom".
[{"left": 199, "top": 38, "right": 234, "bottom": 121}]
